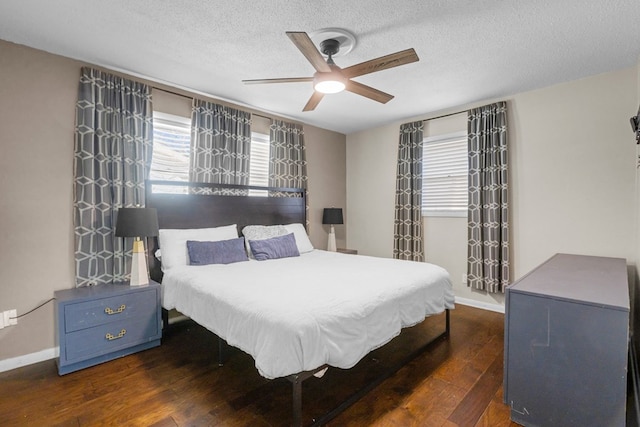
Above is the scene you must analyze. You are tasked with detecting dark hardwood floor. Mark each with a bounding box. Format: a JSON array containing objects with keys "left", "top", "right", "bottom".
[{"left": 0, "top": 305, "right": 519, "bottom": 426}]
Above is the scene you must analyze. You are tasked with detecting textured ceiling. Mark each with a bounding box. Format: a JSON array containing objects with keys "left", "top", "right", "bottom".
[{"left": 1, "top": 0, "right": 639, "bottom": 134}]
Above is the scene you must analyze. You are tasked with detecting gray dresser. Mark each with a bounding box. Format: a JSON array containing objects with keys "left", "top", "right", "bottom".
[{"left": 504, "top": 253, "right": 629, "bottom": 426}]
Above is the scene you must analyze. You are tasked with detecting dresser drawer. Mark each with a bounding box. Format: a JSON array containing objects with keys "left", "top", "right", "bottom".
[
  {"left": 64, "top": 288, "right": 157, "bottom": 333},
  {"left": 62, "top": 314, "right": 161, "bottom": 364}
]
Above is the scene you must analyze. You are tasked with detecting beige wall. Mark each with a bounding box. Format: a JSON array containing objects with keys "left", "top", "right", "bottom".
[
  {"left": 305, "top": 125, "right": 347, "bottom": 249},
  {"left": 347, "top": 67, "right": 638, "bottom": 308},
  {"left": 0, "top": 40, "right": 346, "bottom": 365},
  {"left": 509, "top": 69, "right": 636, "bottom": 272},
  {"left": 0, "top": 41, "right": 78, "bottom": 362}
]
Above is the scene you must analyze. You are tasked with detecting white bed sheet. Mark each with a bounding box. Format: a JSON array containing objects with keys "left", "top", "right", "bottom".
[{"left": 162, "top": 250, "right": 455, "bottom": 379}]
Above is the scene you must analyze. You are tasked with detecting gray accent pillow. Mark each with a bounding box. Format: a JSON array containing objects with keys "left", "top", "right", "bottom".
[
  {"left": 187, "top": 237, "right": 249, "bottom": 265},
  {"left": 242, "top": 224, "right": 288, "bottom": 257},
  {"left": 249, "top": 233, "right": 300, "bottom": 261}
]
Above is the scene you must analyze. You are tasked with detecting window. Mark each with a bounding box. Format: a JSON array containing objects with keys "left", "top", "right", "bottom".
[
  {"left": 248, "top": 131, "right": 270, "bottom": 196},
  {"left": 150, "top": 113, "right": 270, "bottom": 195},
  {"left": 150, "top": 112, "right": 191, "bottom": 193},
  {"left": 422, "top": 131, "right": 468, "bottom": 217}
]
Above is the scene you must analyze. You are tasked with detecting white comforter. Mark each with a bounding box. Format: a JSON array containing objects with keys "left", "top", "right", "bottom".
[{"left": 162, "top": 250, "right": 455, "bottom": 379}]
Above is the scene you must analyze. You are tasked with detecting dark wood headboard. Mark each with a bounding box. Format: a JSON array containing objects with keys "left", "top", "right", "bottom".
[{"left": 145, "top": 180, "right": 306, "bottom": 282}]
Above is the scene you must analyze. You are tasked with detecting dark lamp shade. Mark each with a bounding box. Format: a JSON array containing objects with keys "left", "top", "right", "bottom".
[
  {"left": 322, "top": 208, "right": 344, "bottom": 225},
  {"left": 115, "top": 207, "right": 159, "bottom": 238}
]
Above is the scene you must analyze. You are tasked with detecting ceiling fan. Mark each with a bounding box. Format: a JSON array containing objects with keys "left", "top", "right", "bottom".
[{"left": 242, "top": 31, "right": 420, "bottom": 112}]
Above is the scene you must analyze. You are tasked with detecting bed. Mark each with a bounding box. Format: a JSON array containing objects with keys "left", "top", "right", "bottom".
[{"left": 145, "top": 180, "right": 455, "bottom": 426}]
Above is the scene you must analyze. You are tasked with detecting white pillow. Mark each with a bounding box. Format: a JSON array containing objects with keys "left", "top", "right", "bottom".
[
  {"left": 283, "top": 223, "right": 314, "bottom": 253},
  {"left": 158, "top": 224, "right": 238, "bottom": 271}
]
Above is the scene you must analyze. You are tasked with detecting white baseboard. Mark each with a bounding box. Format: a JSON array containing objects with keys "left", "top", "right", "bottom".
[
  {"left": 455, "top": 296, "right": 505, "bottom": 313},
  {"left": 0, "top": 347, "right": 58, "bottom": 373}
]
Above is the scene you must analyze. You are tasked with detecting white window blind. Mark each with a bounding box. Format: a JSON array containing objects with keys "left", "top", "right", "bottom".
[
  {"left": 249, "top": 131, "right": 270, "bottom": 196},
  {"left": 150, "top": 112, "right": 191, "bottom": 187},
  {"left": 422, "top": 131, "right": 468, "bottom": 217}
]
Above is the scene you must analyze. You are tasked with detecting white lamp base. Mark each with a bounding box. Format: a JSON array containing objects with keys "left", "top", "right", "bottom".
[
  {"left": 327, "top": 225, "right": 337, "bottom": 252},
  {"left": 130, "top": 239, "right": 150, "bottom": 287}
]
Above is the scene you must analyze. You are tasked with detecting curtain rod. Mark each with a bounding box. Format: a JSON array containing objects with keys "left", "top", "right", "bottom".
[
  {"left": 152, "top": 86, "right": 192, "bottom": 100},
  {"left": 423, "top": 109, "right": 468, "bottom": 122},
  {"left": 151, "top": 86, "right": 468, "bottom": 124},
  {"left": 152, "top": 86, "right": 272, "bottom": 120}
]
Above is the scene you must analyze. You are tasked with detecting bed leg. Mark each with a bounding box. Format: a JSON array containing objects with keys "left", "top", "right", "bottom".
[
  {"left": 445, "top": 309, "right": 450, "bottom": 337},
  {"left": 292, "top": 375, "right": 302, "bottom": 427},
  {"left": 161, "top": 308, "right": 169, "bottom": 331},
  {"left": 218, "top": 336, "right": 225, "bottom": 367}
]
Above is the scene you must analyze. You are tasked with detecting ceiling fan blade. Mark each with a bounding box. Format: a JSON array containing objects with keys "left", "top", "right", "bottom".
[
  {"left": 303, "top": 92, "right": 325, "bottom": 111},
  {"left": 286, "top": 32, "right": 331, "bottom": 73},
  {"left": 345, "top": 80, "right": 394, "bottom": 104},
  {"left": 342, "top": 48, "right": 419, "bottom": 78},
  {"left": 242, "top": 77, "right": 313, "bottom": 84}
]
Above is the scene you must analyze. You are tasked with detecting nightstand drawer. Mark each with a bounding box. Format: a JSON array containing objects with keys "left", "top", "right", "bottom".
[
  {"left": 64, "top": 288, "right": 157, "bottom": 333},
  {"left": 62, "top": 315, "right": 161, "bottom": 363}
]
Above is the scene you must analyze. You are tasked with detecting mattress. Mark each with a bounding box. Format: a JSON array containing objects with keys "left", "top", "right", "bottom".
[{"left": 161, "top": 250, "right": 455, "bottom": 379}]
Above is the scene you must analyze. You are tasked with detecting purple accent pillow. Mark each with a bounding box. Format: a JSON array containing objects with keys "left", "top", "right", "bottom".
[
  {"left": 187, "top": 238, "right": 248, "bottom": 265},
  {"left": 249, "top": 233, "right": 300, "bottom": 261}
]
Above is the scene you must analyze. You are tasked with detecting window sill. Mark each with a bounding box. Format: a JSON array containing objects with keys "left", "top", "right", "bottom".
[{"left": 422, "top": 211, "right": 467, "bottom": 218}]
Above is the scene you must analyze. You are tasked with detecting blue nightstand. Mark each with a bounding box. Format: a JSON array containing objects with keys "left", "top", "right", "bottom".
[{"left": 55, "top": 281, "right": 161, "bottom": 375}]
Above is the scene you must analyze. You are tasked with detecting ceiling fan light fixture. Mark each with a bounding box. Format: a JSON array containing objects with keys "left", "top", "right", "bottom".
[
  {"left": 313, "top": 72, "right": 346, "bottom": 94},
  {"left": 243, "top": 31, "right": 419, "bottom": 111}
]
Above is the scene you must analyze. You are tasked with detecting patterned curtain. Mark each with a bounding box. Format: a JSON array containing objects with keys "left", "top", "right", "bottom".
[
  {"left": 190, "top": 99, "right": 251, "bottom": 194},
  {"left": 393, "top": 121, "right": 424, "bottom": 261},
  {"left": 269, "top": 119, "right": 308, "bottom": 191},
  {"left": 269, "top": 119, "right": 308, "bottom": 225},
  {"left": 74, "top": 67, "right": 153, "bottom": 287},
  {"left": 467, "top": 101, "right": 510, "bottom": 293}
]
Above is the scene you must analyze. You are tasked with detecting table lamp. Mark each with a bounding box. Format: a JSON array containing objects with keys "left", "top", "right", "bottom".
[
  {"left": 322, "top": 208, "right": 343, "bottom": 252},
  {"left": 115, "top": 207, "right": 159, "bottom": 286}
]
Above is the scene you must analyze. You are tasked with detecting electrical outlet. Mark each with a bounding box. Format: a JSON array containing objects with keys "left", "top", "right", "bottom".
[
  {"left": 461, "top": 273, "right": 467, "bottom": 284},
  {"left": 2, "top": 310, "right": 17, "bottom": 327},
  {"left": 2, "top": 311, "right": 10, "bottom": 327},
  {"left": 8, "top": 309, "right": 17, "bottom": 326}
]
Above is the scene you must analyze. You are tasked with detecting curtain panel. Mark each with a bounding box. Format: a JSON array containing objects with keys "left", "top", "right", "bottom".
[
  {"left": 393, "top": 121, "right": 424, "bottom": 261},
  {"left": 269, "top": 119, "right": 309, "bottom": 225},
  {"left": 467, "top": 101, "right": 510, "bottom": 293},
  {"left": 190, "top": 99, "right": 251, "bottom": 195},
  {"left": 269, "top": 119, "right": 308, "bottom": 190},
  {"left": 73, "top": 67, "right": 153, "bottom": 287}
]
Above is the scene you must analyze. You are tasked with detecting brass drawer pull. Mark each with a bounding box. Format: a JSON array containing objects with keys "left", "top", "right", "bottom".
[
  {"left": 105, "top": 329, "right": 126, "bottom": 340},
  {"left": 104, "top": 304, "right": 126, "bottom": 315}
]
